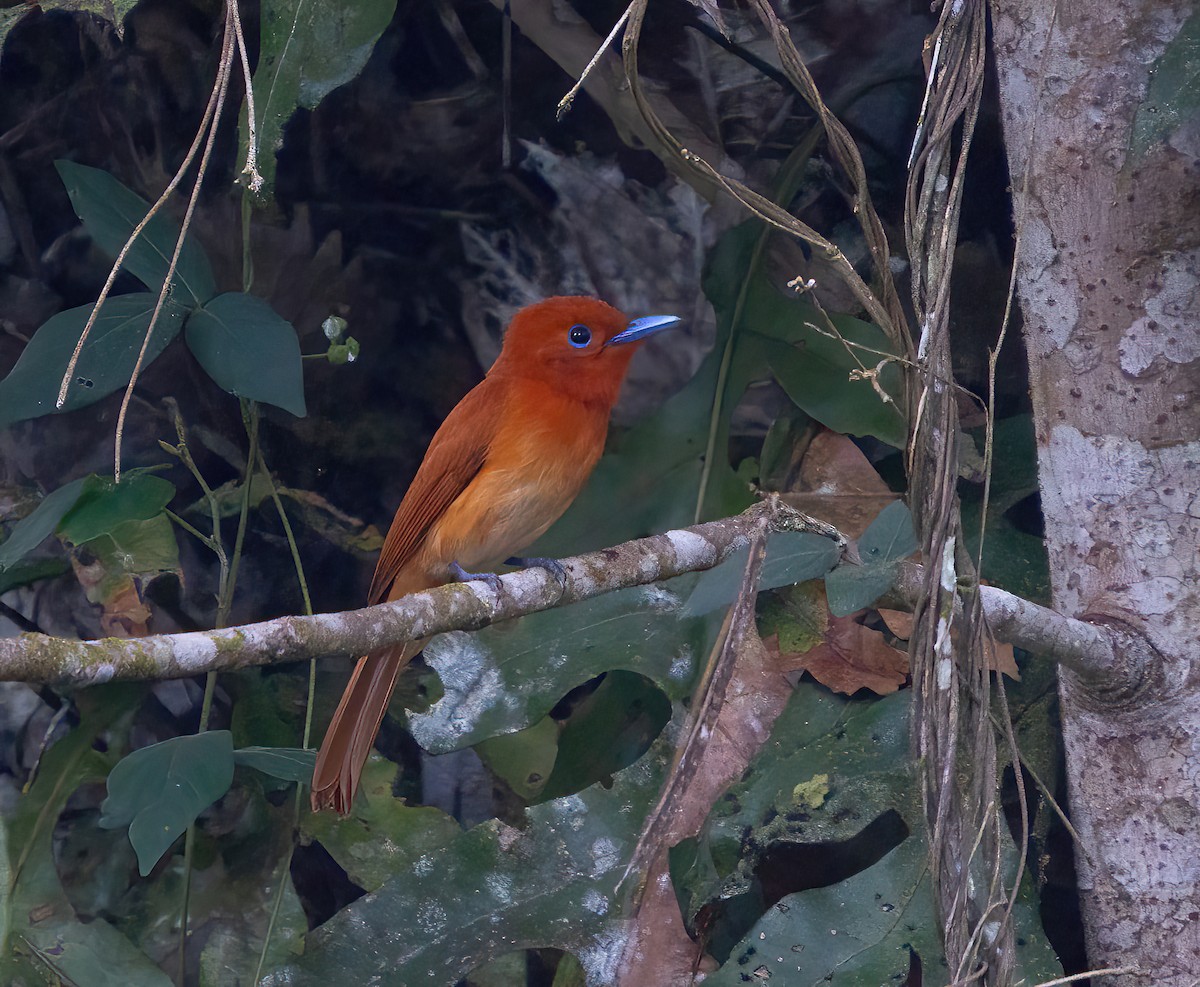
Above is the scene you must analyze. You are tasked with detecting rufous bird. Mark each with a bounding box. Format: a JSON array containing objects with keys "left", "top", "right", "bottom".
[{"left": 311, "top": 296, "right": 680, "bottom": 813}]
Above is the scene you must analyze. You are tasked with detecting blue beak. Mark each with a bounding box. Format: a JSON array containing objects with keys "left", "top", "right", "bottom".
[{"left": 607, "top": 314, "right": 682, "bottom": 346}]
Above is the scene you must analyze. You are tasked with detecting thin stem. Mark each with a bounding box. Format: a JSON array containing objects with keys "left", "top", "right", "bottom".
[
  {"left": 218, "top": 401, "right": 260, "bottom": 628},
  {"left": 114, "top": 5, "right": 235, "bottom": 480},
  {"left": 556, "top": 2, "right": 632, "bottom": 119}
]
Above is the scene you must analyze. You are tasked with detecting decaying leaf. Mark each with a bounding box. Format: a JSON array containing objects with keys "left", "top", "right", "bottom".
[
  {"left": 878, "top": 607, "right": 1020, "bottom": 681},
  {"left": 783, "top": 430, "right": 900, "bottom": 539},
  {"left": 769, "top": 613, "right": 909, "bottom": 696}
]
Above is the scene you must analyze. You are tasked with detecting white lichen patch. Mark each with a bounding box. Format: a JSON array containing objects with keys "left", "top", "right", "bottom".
[
  {"left": 581, "top": 889, "right": 609, "bottom": 915},
  {"left": 668, "top": 648, "right": 694, "bottom": 680},
  {"left": 577, "top": 926, "right": 629, "bottom": 985},
  {"left": 409, "top": 633, "right": 504, "bottom": 748},
  {"left": 590, "top": 837, "right": 619, "bottom": 877},
  {"left": 173, "top": 632, "right": 218, "bottom": 671},
  {"left": 485, "top": 872, "right": 513, "bottom": 903},
  {"left": 1017, "top": 214, "right": 1080, "bottom": 353},
  {"left": 666, "top": 528, "right": 711, "bottom": 567},
  {"left": 1120, "top": 255, "right": 1200, "bottom": 375}
]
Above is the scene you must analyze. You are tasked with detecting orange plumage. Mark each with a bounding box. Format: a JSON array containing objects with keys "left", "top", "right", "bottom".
[{"left": 311, "top": 296, "right": 680, "bottom": 813}]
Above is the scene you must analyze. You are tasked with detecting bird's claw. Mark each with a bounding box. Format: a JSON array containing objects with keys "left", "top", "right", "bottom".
[
  {"left": 505, "top": 556, "right": 568, "bottom": 589},
  {"left": 449, "top": 560, "right": 504, "bottom": 593}
]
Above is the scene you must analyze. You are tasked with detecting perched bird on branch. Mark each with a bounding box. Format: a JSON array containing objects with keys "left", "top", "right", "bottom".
[{"left": 311, "top": 296, "right": 680, "bottom": 813}]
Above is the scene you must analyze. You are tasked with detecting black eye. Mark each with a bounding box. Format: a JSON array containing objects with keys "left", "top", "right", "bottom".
[{"left": 568, "top": 324, "right": 592, "bottom": 349}]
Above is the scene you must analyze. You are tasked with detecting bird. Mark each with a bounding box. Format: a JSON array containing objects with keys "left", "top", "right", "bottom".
[{"left": 311, "top": 296, "right": 681, "bottom": 814}]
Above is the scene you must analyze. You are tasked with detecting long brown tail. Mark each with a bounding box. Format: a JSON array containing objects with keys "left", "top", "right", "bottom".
[{"left": 311, "top": 639, "right": 425, "bottom": 814}]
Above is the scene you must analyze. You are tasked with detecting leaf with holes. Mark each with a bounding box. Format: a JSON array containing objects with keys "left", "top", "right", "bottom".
[{"left": 0, "top": 293, "right": 189, "bottom": 427}]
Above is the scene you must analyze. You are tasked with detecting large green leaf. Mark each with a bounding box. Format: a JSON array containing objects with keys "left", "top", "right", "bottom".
[
  {"left": 706, "top": 222, "right": 906, "bottom": 449},
  {"left": 301, "top": 756, "right": 462, "bottom": 893},
  {"left": 538, "top": 670, "right": 671, "bottom": 801},
  {"left": 184, "top": 292, "right": 307, "bottom": 416},
  {"left": 55, "top": 161, "right": 216, "bottom": 307},
  {"left": 705, "top": 825, "right": 939, "bottom": 986},
  {"left": 0, "top": 476, "right": 87, "bottom": 571},
  {"left": 408, "top": 573, "right": 719, "bottom": 754},
  {"left": 0, "top": 293, "right": 189, "bottom": 427},
  {"left": 677, "top": 683, "right": 1062, "bottom": 983},
  {"left": 0, "top": 685, "right": 170, "bottom": 987},
  {"left": 270, "top": 737, "right": 670, "bottom": 984},
  {"left": 99, "top": 731, "right": 236, "bottom": 877},
  {"left": 58, "top": 470, "right": 175, "bottom": 546},
  {"left": 244, "top": 0, "right": 398, "bottom": 200}
]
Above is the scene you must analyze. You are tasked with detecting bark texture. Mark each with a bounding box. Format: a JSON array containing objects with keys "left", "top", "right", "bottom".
[{"left": 992, "top": 3, "right": 1200, "bottom": 983}]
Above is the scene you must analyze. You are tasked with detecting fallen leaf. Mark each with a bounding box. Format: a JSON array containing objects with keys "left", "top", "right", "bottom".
[
  {"left": 782, "top": 430, "right": 899, "bottom": 539},
  {"left": 878, "top": 607, "right": 1019, "bottom": 681},
  {"left": 770, "top": 613, "right": 909, "bottom": 696},
  {"left": 877, "top": 607, "right": 913, "bottom": 639},
  {"left": 984, "top": 637, "right": 1020, "bottom": 681}
]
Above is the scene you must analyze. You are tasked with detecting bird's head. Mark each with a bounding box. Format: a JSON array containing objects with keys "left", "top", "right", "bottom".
[{"left": 492, "top": 296, "right": 680, "bottom": 406}]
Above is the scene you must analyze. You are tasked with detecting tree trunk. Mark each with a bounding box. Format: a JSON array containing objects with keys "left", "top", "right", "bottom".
[{"left": 991, "top": 3, "right": 1200, "bottom": 983}]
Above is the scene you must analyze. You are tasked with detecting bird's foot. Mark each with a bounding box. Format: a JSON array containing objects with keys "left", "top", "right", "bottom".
[
  {"left": 505, "top": 556, "right": 568, "bottom": 591},
  {"left": 449, "top": 561, "right": 504, "bottom": 594}
]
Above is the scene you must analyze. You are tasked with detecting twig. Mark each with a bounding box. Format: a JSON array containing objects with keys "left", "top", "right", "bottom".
[
  {"left": 0, "top": 505, "right": 1138, "bottom": 695},
  {"left": 557, "top": 2, "right": 632, "bottom": 120},
  {"left": 114, "top": 2, "right": 235, "bottom": 481},
  {"left": 55, "top": 16, "right": 227, "bottom": 412},
  {"left": 1030, "top": 970, "right": 1142, "bottom": 987}
]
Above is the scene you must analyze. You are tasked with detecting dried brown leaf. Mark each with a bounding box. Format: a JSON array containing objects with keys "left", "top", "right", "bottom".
[
  {"left": 782, "top": 430, "right": 899, "bottom": 539},
  {"left": 878, "top": 607, "right": 1019, "bottom": 681},
  {"left": 776, "top": 612, "right": 909, "bottom": 696}
]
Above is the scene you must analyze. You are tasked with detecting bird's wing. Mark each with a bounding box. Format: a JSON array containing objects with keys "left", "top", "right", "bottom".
[{"left": 367, "top": 380, "right": 500, "bottom": 604}]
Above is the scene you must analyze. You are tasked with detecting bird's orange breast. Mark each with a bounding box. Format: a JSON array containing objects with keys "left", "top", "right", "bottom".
[{"left": 416, "top": 377, "right": 609, "bottom": 579}]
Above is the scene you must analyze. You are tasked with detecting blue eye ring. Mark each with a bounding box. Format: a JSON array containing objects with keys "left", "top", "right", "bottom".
[{"left": 568, "top": 324, "right": 592, "bottom": 348}]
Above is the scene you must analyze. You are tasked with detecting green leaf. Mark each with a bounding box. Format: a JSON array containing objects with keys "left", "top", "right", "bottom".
[
  {"left": 185, "top": 292, "right": 307, "bottom": 416},
  {"left": 0, "top": 476, "right": 87, "bottom": 571},
  {"left": 233, "top": 746, "right": 317, "bottom": 784},
  {"left": 99, "top": 730, "right": 235, "bottom": 877},
  {"left": 824, "top": 503, "right": 915, "bottom": 615},
  {"left": 684, "top": 530, "right": 840, "bottom": 616},
  {"left": 705, "top": 825, "right": 939, "bottom": 986},
  {"left": 408, "top": 574, "right": 717, "bottom": 754},
  {"left": 55, "top": 160, "right": 216, "bottom": 306},
  {"left": 0, "top": 684, "right": 170, "bottom": 987},
  {"left": 704, "top": 221, "right": 906, "bottom": 448},
  {"left": 824, "top": 560, "right": 900, "bottom": 616},
  {"left": 244, "top": 0, "right": 398, "bottom": 200},
  {"left": 0, "top": 293, "right": 189, "bottom": 427},
  {"left": 858, "top": 500, "right": 916, "bottom": 564},
  {"left": 0, "top": 556, "right": 70, "bottom": 595},
  {"left": 475, "top": 716, "right": 560, "bottom": 802},
  {"left": 301, "top": 755, "right": 462, "bottom": 892},
  {"left": 58, "top": 470, "right": 175, "bottom": 546},
  {"left": 269, "top": 737, "right": 670, "bottom": 984},
  {"left": 765, "top": 331, "right": 906, "bottom": 448},
  {"left": 539, "top": 671, "right": 671, "bottom": 801},
  {"left": 1131, "top": 9, "right": 1200, "bottom": 158}
]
